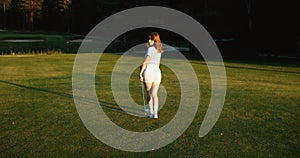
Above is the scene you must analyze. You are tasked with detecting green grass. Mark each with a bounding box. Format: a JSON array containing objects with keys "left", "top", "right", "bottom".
[
  {"left": 0, "top": 30, "right": 83, "bottom": 54},
  {"left": 0, "top": 30, "right": 139, "bottom": 54},
  {"left": 0, "top": 54, "right": 299, "bottom": 157}
]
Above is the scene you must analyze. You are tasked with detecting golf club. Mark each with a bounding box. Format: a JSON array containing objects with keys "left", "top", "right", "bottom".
[{"left": 141, "top": 81, "right": 150, "bottom": 115}]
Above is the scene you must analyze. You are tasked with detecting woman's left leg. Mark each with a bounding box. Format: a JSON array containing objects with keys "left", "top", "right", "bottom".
[{"left": 145, "top": 82, "right": 153, "bottom": 115}]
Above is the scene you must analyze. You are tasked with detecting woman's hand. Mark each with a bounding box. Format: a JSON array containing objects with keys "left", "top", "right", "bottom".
[{"left": 139, "top": 72, "right": 143, "bottom": 81}]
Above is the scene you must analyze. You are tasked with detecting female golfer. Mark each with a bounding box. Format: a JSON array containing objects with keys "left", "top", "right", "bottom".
[{"left": 139, "top": 32, "right": 163, "bottom": 119}]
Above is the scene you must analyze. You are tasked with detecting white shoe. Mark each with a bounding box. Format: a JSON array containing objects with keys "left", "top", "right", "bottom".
[
  {"left": 154, "top": 114, "right": 158, "bottom": 119},
  {"left": 145, "top": 109, "right": 150, "bottom": 115},
  {"left": 149, "top": 114, "right": 154, "bottom": 118}
]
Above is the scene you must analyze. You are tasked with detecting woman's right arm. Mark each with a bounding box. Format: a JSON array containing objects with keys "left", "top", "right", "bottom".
[{"left": 139, "top": 55, "right": 151, "bottom": 81}]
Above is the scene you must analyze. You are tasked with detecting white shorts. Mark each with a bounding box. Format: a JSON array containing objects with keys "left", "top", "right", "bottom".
[{"left": 143, "top": 65, "right": 161, "bottom": 83}]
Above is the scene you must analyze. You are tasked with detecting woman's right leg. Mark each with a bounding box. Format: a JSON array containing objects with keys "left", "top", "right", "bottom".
[{"left": 151, "top": 82, "right": 160, "bottom": 118}]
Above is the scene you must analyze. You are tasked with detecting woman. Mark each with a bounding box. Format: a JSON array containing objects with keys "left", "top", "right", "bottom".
[{"left": 139, "top": 32, "right": 163, "bottom": 119}]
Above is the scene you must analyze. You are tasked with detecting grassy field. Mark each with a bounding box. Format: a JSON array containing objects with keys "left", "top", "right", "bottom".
[
  {"left": 0, "top": 30, "right": 83, "bottom": 54},
  {"left": 0, "top": 54, "right": 299, "bottom": 157},
  {"left": 0, "top": 30, "right": 140, "bottom": 55}
]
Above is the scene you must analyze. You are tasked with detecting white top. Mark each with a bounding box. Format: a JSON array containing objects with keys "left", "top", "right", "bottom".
[{"left": 145, "top": 46, "right": 161, "bottom": 66}]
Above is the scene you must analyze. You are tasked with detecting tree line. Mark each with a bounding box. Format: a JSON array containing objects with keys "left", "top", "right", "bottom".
[
  {"left": 0, "top": 0, "right": 72, "bottom": 30},
  {"left": 0, "top": 0, "right": 256, "bottom": 34},
  {"left": 0, "top": 0, "right": 296, "bottom": 57}
]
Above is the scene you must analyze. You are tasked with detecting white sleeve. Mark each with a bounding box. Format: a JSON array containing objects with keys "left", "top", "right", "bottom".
[{"left": 146, "top": 47, "right": 155, "bottom": 57}]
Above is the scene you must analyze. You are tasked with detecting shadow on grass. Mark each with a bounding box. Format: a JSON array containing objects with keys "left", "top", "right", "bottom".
[{"left": 0, "top": 80, "right": 123, "bottom": 113}]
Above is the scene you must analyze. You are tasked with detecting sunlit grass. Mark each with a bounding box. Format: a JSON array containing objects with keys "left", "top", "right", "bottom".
[{"left": 0, "top": 54, "right": 299, "bottom": 157}]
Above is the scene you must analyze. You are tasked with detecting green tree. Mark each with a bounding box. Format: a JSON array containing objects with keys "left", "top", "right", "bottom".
[
  {"left": 57, "top": 0, "right": 72, "bottom": 13},
  {"left": 244, "top": 0, "right": 252, "bottom": 32},
  {"left": 0, "top": 0, "right": 11, "bottom": 12},
  {"left": 18, "top": 0, "right": 44, "bottom": 29},
  {"left": 0, "top": 0, "right": 12, "bottom": 28},
  {"left": 58, "top": 0, "right": 72, "bottom": 31}
]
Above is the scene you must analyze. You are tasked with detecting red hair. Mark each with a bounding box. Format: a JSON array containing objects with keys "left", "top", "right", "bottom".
[{"left": 149, "top": 32, "right": 163, "bottom": 53}]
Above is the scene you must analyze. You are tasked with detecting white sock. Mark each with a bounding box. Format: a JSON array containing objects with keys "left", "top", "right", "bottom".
[
  {"left": 154, "top": 104, "right": 158, "bottom": 115},
  {"left": 149, "top": 104, "right": 154, "bottom": 114}
]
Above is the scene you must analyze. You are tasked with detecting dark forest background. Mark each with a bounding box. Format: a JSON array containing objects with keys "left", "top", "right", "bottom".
[{"left": 0, "top": 0, "right": 298, "bottom": 59}]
